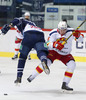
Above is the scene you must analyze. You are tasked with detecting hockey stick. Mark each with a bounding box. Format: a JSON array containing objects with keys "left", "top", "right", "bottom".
[{"left": 62, "top": 19, "right": 86, "bottom": 45}]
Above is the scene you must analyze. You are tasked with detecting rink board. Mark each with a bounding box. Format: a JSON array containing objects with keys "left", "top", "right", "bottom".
[{"left": 0, "top": 52, "right": 86, "bottom": 62}]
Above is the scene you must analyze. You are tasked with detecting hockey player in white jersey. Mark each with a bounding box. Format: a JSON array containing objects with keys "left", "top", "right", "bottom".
[
  {"left": 12, "top": 12, "right": 31, "bottom": 60},
  {"left": 27, "top": 21, "right": 84, "bottom": 92}
]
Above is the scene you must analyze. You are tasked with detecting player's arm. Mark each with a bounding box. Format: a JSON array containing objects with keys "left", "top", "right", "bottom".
[
  {"left": 47, "top": 35, "right": 65, "bottom": 50},
  {"left": 53, "top": 37, "right": 66, "bottom": 50},
  {"left": 73, "top": 30, "right": 81, "bottom": 39},
  {"left": 46, "top": 32, "right": 56, "bottom": 48},
  {"left": 75, "top": 33, "right": 84, "bottom": 42},
  {"left": 0, "top": 24, "right": 11, "bottom": 35},
  {"left": 73, "top": 30, "right": 84, "bottom": 42},
  {"left": 0, "top": 18, "right": 19, "bottom": 35}
]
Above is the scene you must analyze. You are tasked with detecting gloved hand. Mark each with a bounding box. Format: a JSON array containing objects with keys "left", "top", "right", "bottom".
[
  {"left": 1, "top": 24, "right": 10, "bottom": 35},
  {"left": 73, "top": 30, "right": 81, "bottom": 39},
  {"left": 53, "top": 41, "right": 64, "bottom": 50}
]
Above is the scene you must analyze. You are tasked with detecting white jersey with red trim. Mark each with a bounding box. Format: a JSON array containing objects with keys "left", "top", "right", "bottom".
[
  {"left": 47, "top": 28, "right": 83, "bottom": 55},
  {"left": 14, "top": 26, "right": 23, "bottom": 39}
]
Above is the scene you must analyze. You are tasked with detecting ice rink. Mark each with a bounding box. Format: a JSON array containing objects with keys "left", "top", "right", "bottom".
[{"left": 0, "top": 57, "right": 86, "bottom": 100}]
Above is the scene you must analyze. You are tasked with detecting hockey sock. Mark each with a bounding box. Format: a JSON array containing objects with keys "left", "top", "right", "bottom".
[
  {"left": 63, "top": 60, "right": 76, "bottom": 85},
  {"left": 17, "top": 53, "right": 27, "bottom": 77}
]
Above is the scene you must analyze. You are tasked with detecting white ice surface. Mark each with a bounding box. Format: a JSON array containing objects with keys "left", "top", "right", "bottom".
[{"left": 0, "top": 57, "right": 86, "bottom": 100}]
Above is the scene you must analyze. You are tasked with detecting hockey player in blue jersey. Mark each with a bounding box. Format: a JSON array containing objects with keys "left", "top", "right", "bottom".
[
  {"left": 0, "top": 17, "right": 50, "bottom": 84},
  {"left": 12, "top": 12, "right": 31, "bottom": 60}
]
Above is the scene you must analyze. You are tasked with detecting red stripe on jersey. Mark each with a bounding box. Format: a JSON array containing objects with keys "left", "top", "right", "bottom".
[
  {"left": 15, "top": 38, "right": 22, "bottom": 43},
  {"left": 47, "top": 37, "right": 50, "bottom": 41},
  {"left": 15, "top": 41, "right": 21, "bottom": 43},
  {"left": 57, "top": 29, "right": 59, "bottom": 32},
  {"left": 80, "top": 34, "right": 84, "bottom": 38},
  {"left": 15, "top": 49, "right": 19, "bottom": 51},
  {"left": 65, "top": 71, "right": 73, "bottom": 78},
  {"left": 36, "top": 66, "right": 43, "bottom": 73}
]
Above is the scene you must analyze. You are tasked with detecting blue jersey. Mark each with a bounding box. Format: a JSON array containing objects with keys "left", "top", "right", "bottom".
[{"left": 11, "top": 17, "right": 43, "bottom": 35}]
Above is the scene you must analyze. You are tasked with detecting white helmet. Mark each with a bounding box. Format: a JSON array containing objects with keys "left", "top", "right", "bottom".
[
  {"left": 58, "top": 21, "right": 67, "bottom": 30},
  {"left": 24, "top": 12, "right": 30, "bottom": 17}
]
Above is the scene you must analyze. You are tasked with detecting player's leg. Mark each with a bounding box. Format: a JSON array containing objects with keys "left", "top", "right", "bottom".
[
  {"left": 34, "top": 42, "right": 50, "bottom": 74},
  {"left": 27, "top": 58, "right": 52, "bottom": 82},
  {"left": 27, "top": 50, "right": 56, "bottom": 82},
  {"left": 28, "top": 48, "right": 35, "bottom": 60},
  {"left": 62, "top": 60, "right": 76, "bottom": 92},
  {"left": 12, "top": 37, "right": 22, "bottom": 60},
  {"left": 61, "top": 54, "right": 76, "bottom": 92},
  {"left": 14, "top": 45, "right": 31, "bottom": 84},
  {"left": 14, "top": 53, "right": 27, "bottom": 84}
]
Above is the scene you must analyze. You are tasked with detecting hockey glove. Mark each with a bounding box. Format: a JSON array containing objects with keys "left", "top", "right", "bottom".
[
  {"left": 1, "top": 24, "right": 10, "bottom": 35},
  {"left": 53, "top": 41, "right": 64, "bottom": 50},
  {"left": 73, "top": 30, "right": 81, "bottom": 39}
]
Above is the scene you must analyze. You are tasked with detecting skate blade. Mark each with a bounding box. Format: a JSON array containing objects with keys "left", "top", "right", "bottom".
[
  {"left": 61, "top": 89, "right": 73, "bottom": 94},
  {"left": 12, "top": 58, "right": 18, "bottom": 60},
  {"left": 15, "top": 83, "right": 21, "bottom": 86},
  {"left": 42, "top": 62, "right": 50, "bottom": 75},
  {"left": 44, "top": 69, "right": 50, "bottom": 75}
]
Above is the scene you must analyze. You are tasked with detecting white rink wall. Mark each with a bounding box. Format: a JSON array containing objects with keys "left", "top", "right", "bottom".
[{"left": 0, "top": 30, "right": 16, "bottom": 52}]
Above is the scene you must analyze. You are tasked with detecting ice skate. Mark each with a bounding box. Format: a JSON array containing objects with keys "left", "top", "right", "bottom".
[
  {"left": 41, "top": 59, "right": 50, "bottom": 75},
  {"left": 27, "top": 75, "right": 34, "bottom": 82},
  {"left": 61, "top": 82, "right": 73, "bottom": 93},
  {"left": 12, "top": 54, "right": 18, "bottom": 60},
  {"left": 14, "top": 77, "right": 22, "bottom": 85}
]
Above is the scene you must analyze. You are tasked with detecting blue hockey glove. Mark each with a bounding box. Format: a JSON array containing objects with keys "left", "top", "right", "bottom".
[{"left": 1, "top": 24, "right": 10, "bottom": 35}]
